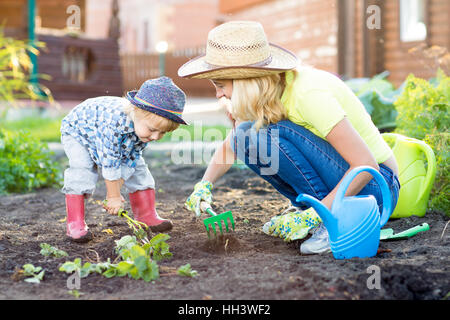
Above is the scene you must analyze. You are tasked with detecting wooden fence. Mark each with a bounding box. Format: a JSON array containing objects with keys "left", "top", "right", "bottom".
[{"left": 120, "top": 53, "right": 215, "bottom": 97}]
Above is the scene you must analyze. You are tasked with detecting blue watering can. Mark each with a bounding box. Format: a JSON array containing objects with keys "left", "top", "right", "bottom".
[{"left": 296, "top": 166, "right": 392, "bottom": 259}]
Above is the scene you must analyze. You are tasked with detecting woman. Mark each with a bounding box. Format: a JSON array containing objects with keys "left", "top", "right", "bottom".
[{"left": 178, "top": 21, "right": 400, "bottom": 254}]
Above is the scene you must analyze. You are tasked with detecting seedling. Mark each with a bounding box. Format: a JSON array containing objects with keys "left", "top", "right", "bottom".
[
  {"left": 21, "top": 264, "right": 45, "bottom": 284},
  {"left": 60, "top": 234, "right": 197, "bottom": 282},
  {"left": 68, "top": 290, "right": 83, "bottom": 299},
  {"left": 40, "top": 243, "right": 68, "bottom": 258},
  {"left": 59, "top": 258, "right": 108, "bottom": 278},
  {"left": 65, "top": 201, "right": 199, "bottom": 282},
  {"left": 177, "top": 264, "right": 198, "bottom": 278}
]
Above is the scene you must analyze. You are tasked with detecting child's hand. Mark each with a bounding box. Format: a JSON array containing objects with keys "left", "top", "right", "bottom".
[
  {"left": 104, "top": 178, "right": 125, "bottom": 215},
  {"left": 104, "top": 196, "right": 125, "bottom": 215}
]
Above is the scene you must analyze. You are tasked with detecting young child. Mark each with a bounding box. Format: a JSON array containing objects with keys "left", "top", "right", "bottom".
[{"left": 60, "top": 76, "right": 187, "bottom": 242}]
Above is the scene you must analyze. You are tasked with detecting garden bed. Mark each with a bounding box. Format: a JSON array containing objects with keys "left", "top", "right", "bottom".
[{"left": 0, "top": 154, "right": 449, "bottom": 300}]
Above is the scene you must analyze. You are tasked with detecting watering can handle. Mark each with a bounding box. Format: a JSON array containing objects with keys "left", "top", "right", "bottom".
[
  {"left": 415, "top": 140, "right": 437, "bottom": 203},
  {"left": 381, "top": 132, "right": 398, "bottom": 141},
  {"left": 333, "top": 166, "right": 392, "bottom": 227},
  {"left": 382, "top": 133, "right": 437, "bottom": 205}
]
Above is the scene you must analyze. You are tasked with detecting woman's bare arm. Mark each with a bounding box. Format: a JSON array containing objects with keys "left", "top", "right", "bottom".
[{"left": 321, "top": 117, "right": 379, "bottom": 209}]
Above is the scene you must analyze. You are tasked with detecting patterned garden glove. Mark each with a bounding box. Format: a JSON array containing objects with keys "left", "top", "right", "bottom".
[
  {"left": 262, "top": 207, "right": 322, "bottom": 242},
  {"left": 185, "top": 180, "right": 213, "bottom": 217}
]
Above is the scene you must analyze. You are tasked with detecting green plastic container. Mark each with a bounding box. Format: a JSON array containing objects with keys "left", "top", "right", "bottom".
[{"left": 382, "top": 133, "right": 437, "bottom": 218}]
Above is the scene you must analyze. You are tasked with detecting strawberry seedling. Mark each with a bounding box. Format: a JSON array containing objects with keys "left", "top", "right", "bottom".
[
  {"left": 21, "top": 264, "right": 45, "bottom": 284},
  {"left": 40, "top": 243, "right": 68, "bottom": 258},
  {"left": 59, "top": 201, "right": 198, "bottom": 282},
  {"left": 177, "top": 264, "right": 198, "bottom": 278}
]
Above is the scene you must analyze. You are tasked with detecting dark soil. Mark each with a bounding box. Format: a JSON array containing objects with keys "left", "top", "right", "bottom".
[{"left": 0, "top": 153, "right": 449, "bottom": 300}]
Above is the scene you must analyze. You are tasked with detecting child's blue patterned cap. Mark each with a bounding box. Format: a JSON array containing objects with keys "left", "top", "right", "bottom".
[{"left": 126, "top": 76, "right": 187, "bottom": 124}]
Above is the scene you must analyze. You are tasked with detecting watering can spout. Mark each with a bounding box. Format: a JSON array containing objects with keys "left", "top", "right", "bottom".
[{"left": 296, "top": 194, "right": 336, "bottom": 227}]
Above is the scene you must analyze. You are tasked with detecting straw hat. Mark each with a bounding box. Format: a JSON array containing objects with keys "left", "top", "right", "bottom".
[{"left": 177, "top": 21, "right": 298, "bottom": 80}]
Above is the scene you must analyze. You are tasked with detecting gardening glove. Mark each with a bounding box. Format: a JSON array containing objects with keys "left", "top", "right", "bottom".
[
  {"left": 185, "top": 180, "right": 213, "bottom": 217},
  {"left": 262, "top": 207, "right": 322, "bottom": 242}
]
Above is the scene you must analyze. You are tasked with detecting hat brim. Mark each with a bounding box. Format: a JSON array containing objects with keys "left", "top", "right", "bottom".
[
  {"left": 126, "top": 91, "right": 188, "bottom": 125},
  {"left": 178, "top": 43, "right": 298, "bottom": 80}
]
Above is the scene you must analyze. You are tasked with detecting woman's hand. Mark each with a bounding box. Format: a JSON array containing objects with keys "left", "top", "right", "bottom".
[
  {"left": 185, "top": 126, "right": 237, "bottom": 217},
  {"left": 185, "top": 180, "right": 213, "bottom": 217}
]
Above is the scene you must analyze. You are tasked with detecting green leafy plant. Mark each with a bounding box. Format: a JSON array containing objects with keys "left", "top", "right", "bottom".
[
  {"left": 177, "top": 263, "right": 198, "bottom": 278},
  {"left": 424, "top": 131, "right": 449, "bottom": 214},
  {"left": 394, "top": 69, "right": 449, "bottom": 139},
  {"left": 22, "top": 264, "right": 45, "bottom": 284},
  {"left": 60, "top": 233, "right": 194, "bottom": 282},
  {"left": 60, "top": 203, "right": 198, "bottom": 282},
  {"left": 59, "top": 258, "right": 112, "bottom": 278},
  {"left": 68, "top": 290, "right": 83, "bottom": 299},
  {"left": 0, "top": 27, "right": 53, "bottom": 104},
  {"left": 0, "top": 129, "right": 62, "bottom": 194},
  {"left": 345, "top": 71, "right": 402, "bottom": 131},
  {"left": 107, "top": 238, "right": 160, "bottom": 281},
  {"left": 40, "top": 243, "right": 68, "bottom": 258},
  {"left": 148, "top": 233, "right": 173, "bottom": 261},
  {"left": 394, "top": 69, "right": 449, "bottom": 214}
]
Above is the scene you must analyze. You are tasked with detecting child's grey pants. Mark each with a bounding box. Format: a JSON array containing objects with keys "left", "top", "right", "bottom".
[{"left": 61, "top": 134, "right": 155, "bottom": 195}]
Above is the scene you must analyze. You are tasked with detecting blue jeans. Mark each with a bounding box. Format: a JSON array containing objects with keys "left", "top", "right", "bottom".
[{"left": 231, "top": 120, "right": 400, "bottom": 214}]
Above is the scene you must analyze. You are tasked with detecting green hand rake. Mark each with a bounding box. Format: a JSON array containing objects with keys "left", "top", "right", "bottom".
[{"left": 200, "top": 201, "right": 235, "bottom": 239}]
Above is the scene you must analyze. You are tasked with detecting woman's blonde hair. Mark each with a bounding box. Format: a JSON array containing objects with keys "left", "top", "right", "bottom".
[
  {"left": 122, "top": 104, "right": 180, "bottom": 132},
  {"left": 231, "top": 70, "right": 297, "bottom": 130}
]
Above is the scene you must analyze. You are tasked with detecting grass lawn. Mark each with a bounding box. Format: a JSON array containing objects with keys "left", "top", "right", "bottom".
[
  {"left": 158, "top": 124, "right": 232, "bottom": 143},
  {"left": 0, "top": 116, "right": 65, "bottom": 142},
  {"left": 0, "top": 116, "right": 232, "bottom": 143}
]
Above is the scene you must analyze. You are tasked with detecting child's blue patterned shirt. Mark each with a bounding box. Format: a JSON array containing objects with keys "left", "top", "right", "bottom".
[{"left": 61, "top": 96, "right": 147, "bottom": 180}]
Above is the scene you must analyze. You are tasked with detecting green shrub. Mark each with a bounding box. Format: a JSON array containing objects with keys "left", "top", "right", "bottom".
[
  {"left": 345, "top": 71, "right": 402, "bottom": 131},
  {"left": 394, "top": 69, "right": 449, "bottom": 138},
  {"left": 0, "top": 129, "right": 62, "bottom": 194},
  {"left": 394, "top": 70, "right": 450, "bottom": 214},
  {"left": 0, "top": 27, "right": 52, "bottom": 103},
  {"left": 424, "top": 131, "right": 449, "bottom": 214}
]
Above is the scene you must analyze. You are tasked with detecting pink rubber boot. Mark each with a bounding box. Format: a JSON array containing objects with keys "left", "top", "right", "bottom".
[
  {"left": 129, "top": 189, "right": 173, "bottom": 232},
  {"left": 65, "top": 194, "right": 93, "bottom": 242}
]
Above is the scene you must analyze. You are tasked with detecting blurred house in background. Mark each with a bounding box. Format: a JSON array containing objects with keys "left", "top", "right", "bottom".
[
  {"left": 219, "top": 0, "right": 449, "bottom": 86},
  {"left": 1, "top": 0, "right": 123, "bottom": 100},
  {"left": 118, "top": 0, "right": 449, "bottom": 94},
  {"left": 112, "top": 0, "right": 218, "bottom": 96},
  {"left": 1, "top": 0, "right": 448, "bottom": 99}
]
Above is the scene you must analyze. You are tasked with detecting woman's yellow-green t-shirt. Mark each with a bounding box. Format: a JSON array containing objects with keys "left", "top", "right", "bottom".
[{"left": 281, "top": 67, "right": 393, "bottom": 164}]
